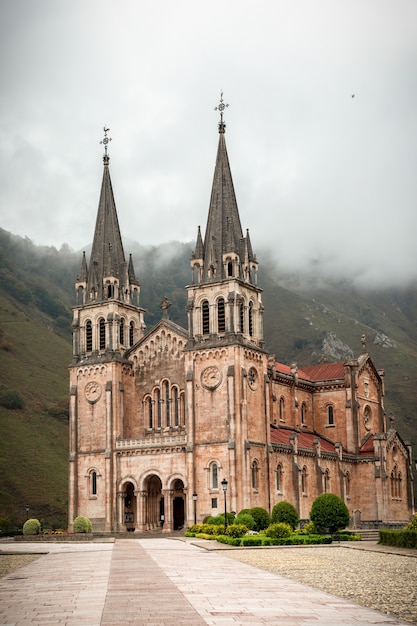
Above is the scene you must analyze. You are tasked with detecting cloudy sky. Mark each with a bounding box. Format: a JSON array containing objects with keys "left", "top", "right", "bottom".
[{"left": 1, "top": 0, "right": 416, "bottom": 287}]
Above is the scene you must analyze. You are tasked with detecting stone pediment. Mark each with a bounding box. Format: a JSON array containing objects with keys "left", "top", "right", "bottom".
[{"left": 126, "top": 319, "right": 188, "bottom": 366}]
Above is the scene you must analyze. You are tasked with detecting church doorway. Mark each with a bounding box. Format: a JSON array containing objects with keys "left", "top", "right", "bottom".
[
  {"left": 172, "top": 479, "right": 185, "bottom": 530},
  {"left": 145, "top": 474, "right": 163, "bottom": 530},
  {"left": 123, "top": 481, "right": 136, "bottom": 531}
]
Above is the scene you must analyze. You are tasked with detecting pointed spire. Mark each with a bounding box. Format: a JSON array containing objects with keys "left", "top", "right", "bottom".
[
  {"left": 78, "top": 251, "right": 88, "bottom": 282},
  {"left": 84, "top": 128, "right": 138, "bottom": 303},
  {"left": 193, "top": 94, "right": 257, "bottom": 285},
  {"left": 193, "top": 226, "right": 204, "bottom": 259}
]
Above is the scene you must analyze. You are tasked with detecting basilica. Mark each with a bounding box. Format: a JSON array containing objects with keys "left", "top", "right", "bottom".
[{"left": 68, "top": 104, "right": 414, "bottom": 533}]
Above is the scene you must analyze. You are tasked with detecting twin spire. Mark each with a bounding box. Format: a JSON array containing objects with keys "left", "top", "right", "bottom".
[{"left": 78, "top": 96, "right": 258, "bottom": 305}]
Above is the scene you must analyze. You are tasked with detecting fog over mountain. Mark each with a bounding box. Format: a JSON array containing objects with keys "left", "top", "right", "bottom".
[{"left": 1, "top": 0, "right": 416, "bottom": 287}]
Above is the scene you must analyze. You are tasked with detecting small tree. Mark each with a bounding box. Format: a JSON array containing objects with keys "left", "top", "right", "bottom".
[
  {"left": 249, "top": 507, "right": 271, "bottom": 532},
  {"left": 23, "top": 518, "right": 41, "bottom": 535},
  {"left": 271, "top": 502, "right": 299, "bottom": 530},
  {"left": 264, "top": 522, "right": 293, "bottom": 539},
  {"left": 310, "top": 493, "right": 349, "bottom": 533},
  {"left": 72, "top": 515, "right": 92, "bottom": 533},
  {"left": 235, "top": 513, "right": 256, "bottom": 530}
]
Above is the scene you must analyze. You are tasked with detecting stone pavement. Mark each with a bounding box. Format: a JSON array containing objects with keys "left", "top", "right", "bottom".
[{"left": 0, "top": 538, "right": 413, "bottom": 626}]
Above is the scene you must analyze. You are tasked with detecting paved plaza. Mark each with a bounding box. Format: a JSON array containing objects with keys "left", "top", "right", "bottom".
[{"left": 0, "top": 538, "right": 413, "bottom": 625}]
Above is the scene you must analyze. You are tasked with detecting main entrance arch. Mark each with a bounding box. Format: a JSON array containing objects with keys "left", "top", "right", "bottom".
[{"left": 145, "top": 474, "right": 163, "bottom": 530}]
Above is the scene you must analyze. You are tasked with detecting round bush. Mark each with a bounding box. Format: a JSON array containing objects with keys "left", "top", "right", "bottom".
[
  {"left": 271, "top": 502, "right": 299, "bottom": 529},
  {"left": 249, "top": 507, "right": 271, "bottom": 531},
  {"left": 235, "top": 513, "right": 256, "bottom": 530},
  {"left": 206, "top": 516, "right": 224, "bottom": 525},
  {"left": 72, "top": 515, "right": 92, "bottom": 533},
  {"left": 310, "top": 493, "right": 349, "bottom": 533},
  {"left": 23, "top": 518, "right": 41, "bottom": 535},
  {"left": 225, "top": 523, "right": 248, "bottom": 538},
  {"left": 264, "top": 522, "right": 293, "bottom": 539}
]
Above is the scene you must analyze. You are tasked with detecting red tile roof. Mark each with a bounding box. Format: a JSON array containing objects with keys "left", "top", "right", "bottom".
[
  {"left": 274, "top": 361, "right": 345, "bottom": 382},
  {"left": 360, "top": 435, "right": 374, "bottom": 455},
  {"left": 270, "top": 427, "right": 336, "bottom": 452}
]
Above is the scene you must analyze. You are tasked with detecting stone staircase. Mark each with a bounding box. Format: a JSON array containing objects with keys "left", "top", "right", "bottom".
[{"left": 357, "top": 528, "right": 380, "bottom": 541}]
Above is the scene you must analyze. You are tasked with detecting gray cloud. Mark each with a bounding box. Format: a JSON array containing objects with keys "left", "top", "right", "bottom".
[{"left": 1, "top": 0, "right": 416, "bottom": 287}]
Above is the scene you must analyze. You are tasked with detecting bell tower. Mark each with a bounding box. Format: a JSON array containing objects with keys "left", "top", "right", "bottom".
[
  {"left": 185, "top": 97, "right": 269, "bottom": 517},
  {"left": 68, "top": 128, "right": 146, "bottom": 532}
]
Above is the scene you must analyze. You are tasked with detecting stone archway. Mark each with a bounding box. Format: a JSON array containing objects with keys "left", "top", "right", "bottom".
[
  {"left": 172, "top": 479, "right": 185, "bottom": 530},
  {"left": 145, "top": 474, "right": 163, "bottom": 530}
]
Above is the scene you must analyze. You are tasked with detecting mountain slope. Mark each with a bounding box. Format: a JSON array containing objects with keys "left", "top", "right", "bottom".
[{"left": 0, "top": 229, "right": 415, "bottom": 526}]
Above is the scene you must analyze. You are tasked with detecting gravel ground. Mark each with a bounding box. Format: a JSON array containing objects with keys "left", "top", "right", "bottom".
[
  {"left": 226, "top": 545, "right": 417, "bottom": 625},
  {"left": 0, "top": 554, "right": 41, "bottom": 577}
]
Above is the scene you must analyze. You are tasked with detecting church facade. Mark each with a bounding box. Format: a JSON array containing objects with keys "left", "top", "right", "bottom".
[{"left": 68, "top": 110, "right": 414, "bottom": 533}]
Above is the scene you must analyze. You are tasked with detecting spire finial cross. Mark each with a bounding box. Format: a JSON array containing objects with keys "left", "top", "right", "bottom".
[
  {"left": 100, "top": 126, "right": 112, "bottom": 161},
  {"left": 214, "top": 92, "right": 229, "bottom": 133}
]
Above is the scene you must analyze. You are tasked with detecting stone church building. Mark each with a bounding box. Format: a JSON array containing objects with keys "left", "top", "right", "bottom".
[{"left": 68, "top": 108, "right": 414, "bottom": 533}]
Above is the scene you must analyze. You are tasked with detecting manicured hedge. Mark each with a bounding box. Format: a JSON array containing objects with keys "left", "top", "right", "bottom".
[{"left": 379, "top": 529, "right": 417, "bottom": 549}]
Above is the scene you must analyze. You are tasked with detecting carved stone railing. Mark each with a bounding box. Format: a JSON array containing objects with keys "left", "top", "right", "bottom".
[{"left": 116, "top": 433, "right": 187, "bottom": 450}]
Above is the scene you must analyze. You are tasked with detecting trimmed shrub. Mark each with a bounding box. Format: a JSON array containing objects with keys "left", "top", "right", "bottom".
[
  {"left": 310, "top": 493, "right": 349, "bottom": 533},
  {"left": 379, "top": 528, "right": 417, "bottom": 549},
  {"left": 23, "top": 518, "right": 41, "bottom": 535},
  {"left": 235, "top": 513, "right": 256, "bottom": 530},
  {"left": 271, "top": 502, "right": 299, "bottom": 529},
  {"left": 249, "top": 507, "right": 271, "bottom": 532},
  {"left": 264, "top": 522, "right": 293, "bottom": 539},
  {"left": 218, "top": 512, "right": 236, "bottom": 526},
  {"left": 241, "top": 535, "right": 263, "bottom": 546},
  {"left": 225, "top": 524, "right": 248, "bottom": 538},
  {"left": 72, "top": 515, "right": 92, "bottom": 533},
  {"left": 297, "top": 520, "right": 318, "bottom": 535},
  {"left": 206, "top": 516, "right": 224, "bottom": 525},
  {"left": 216, "top": 535, "right": 241, "bottom": 546}
]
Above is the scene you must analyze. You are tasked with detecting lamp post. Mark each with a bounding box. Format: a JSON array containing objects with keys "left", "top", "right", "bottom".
[
  {"left": 25, "top": 504, "right": 29, "bottom": 520},
  {"left": 192, "top": 492, "right": 198, "bottom": 525},
  {"left": 221, "top": 478, "right": 228, "bottom": 533}
]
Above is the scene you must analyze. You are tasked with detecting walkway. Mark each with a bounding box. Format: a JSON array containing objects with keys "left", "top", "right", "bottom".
[{"left": 0, "top": 538, "right": 413, "bottom": 625}]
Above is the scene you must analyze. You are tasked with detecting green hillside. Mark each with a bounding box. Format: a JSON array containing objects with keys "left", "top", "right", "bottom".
[{"left": 0, "top": 228, "right": 415, "bottom": 528}]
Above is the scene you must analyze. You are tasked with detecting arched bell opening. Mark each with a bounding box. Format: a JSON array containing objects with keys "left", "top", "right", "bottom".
[{"left": 145, "top": 474, "right": 163, "bottom": 530}]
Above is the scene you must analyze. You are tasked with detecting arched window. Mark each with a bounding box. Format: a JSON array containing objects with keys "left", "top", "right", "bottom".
[
  {"left": 91, "top": 470, "right": 97, "bottom": 496},
  {"left": 156, "top": 388, "right": 162, "bottom": 428},
  {"left": 202, "top": 300, "right": 210, "bottom": 335},
  {"left": 107, "top": 283, "right": 114, "bottom": 299},
  {"left": 276, "top": 463, "right": 283, "bottom": 492},
  {"left": 77, "top": 286, "right": 84, "bottom": 305},
  {"left": 119, "top": 318, "right": 125, "bottom": 346},
  {"left": 301, "top": 466, "right": 307, "bottom": 494},
  {"left": 86, "top": 320, "right": 93, "bottom": 352},
  {"left": 279, "top": 397, "right": 285, "bottom": 422},
  {"left": 327, "top": 405, "right": 334, "bottom": 426},
  {"left": 301, "top": 402, "right": 307, "bottom": 426},
  {"left": 180, "top": 391, "right": 185, "bottom": 425},
  {"left": 129, "top": 321, "right": 135, "bottom": 347},
  {"left": 251, "top": 460, "right": 259, "bottom": 489},
  {"left": 239, "top": 299, "right": 244, "bottom": 333},
  {"left": 99, "top": 318, "right": 106, "bottom": 350},
  {"left": 164, "top": 380, "right": 170, "bottom": 427},
  {"left": 227, "top": 261, "right": 233, "bottom": 277},
  {"left": 211, "top": 463, "right": 218, "bottom": 489},
  {"left": 248, "top": 302, "right": 254, "bottom": 337},
  {"left": 217, "top": 297, "right": 225, "bottom": 333},
  {"left": 145, "top": 396, "right": 153, "bottom": 429},
  {"left": 173, "top": 387, "right": 179, "bottom": 426}
]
